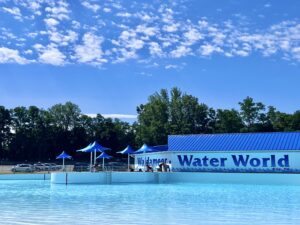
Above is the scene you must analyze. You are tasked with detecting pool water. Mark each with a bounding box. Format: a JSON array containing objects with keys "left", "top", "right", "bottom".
[{"left": 0, "top": 181, "right": 300, "bottom": 225}]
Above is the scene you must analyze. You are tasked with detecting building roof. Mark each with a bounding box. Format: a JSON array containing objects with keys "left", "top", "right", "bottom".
[{"left": 168, "top": 132, "right": 300, "bottom": 151}]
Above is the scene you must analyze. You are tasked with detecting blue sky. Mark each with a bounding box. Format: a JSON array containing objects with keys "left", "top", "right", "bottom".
[{"left": 0, "top": 0, "right": 299, "bottom": 121}]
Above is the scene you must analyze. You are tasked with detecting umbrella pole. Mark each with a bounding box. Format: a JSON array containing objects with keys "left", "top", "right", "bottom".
[
  {"left": 63, "top": 158, "right": 65, "bottom": 171},
  {"left": 128, "top": 154, "right": 130, "bottom": 171},
  {"left": 102, "top": 158, "right": 104, "bottom": 171},
  {"left": 94, "top": 149, "right": 96, "bottom": 166},
  {"left": 90, "top": 152, "right": 93, "bottom": 172},
  {"left": 144, "top": 154, "right": 146, "bottom": 172}
]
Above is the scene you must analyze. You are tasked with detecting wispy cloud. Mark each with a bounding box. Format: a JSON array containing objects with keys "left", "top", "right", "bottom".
[
  {"left": 86, "top": 114, "right": 137, "bottom": 120},
  {"left": 0, "top": 47, "right": 30, "bottom": 64},
  {"left": 81, "top": 1, "right": 100, "bottom": 13},
  {"left": 0, "top": 0, "right": 299, "bottom": 67},
  {"left": 36, "top": 45, "right": 66, "bottom": 66},
  {"left": 2, "top": 7, "right": 22, "bottom": 21},
  {"left": 75, "top": 33, "right": 106, "bottom": 65}
]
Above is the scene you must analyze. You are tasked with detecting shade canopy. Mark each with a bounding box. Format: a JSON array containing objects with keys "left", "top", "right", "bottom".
[
  {"left": 133, "top": 144, "right": 168, "bottom": 154},
  {"left": 117, "top": 145, "right": 135, "bottom": 155},
  {"left": 76, "top": 143, "right": 93, "bottom": 152},
  {"left": 133, "top": 144, "right": 154, "bottom": 154},
  {"left": 96, "top": 152, "right": 112, "bottom": 159},
  {"left": 150, "top": 145, "right": 168, "bottom": 152},
  {"left": 56, "top": 151, "right": 72, "bottom": 159},
  {"left": 76, "top": 141, "right": 111, "bottom": 153}
]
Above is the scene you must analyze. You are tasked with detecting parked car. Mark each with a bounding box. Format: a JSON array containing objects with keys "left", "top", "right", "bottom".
[
  {"left": 73, "top": 162, "right": 90, "bottom": 172},
  {"left": 43, "top": 163, "right": 54, "bottom": 171},
  {"left": 33, "top": 163, "right": 45, "bottom": 171},
  {"left": 11, "top": 164, "right": 34, "bottom": 173},
  {"left": 33, "top": 163, "right": 62, "bottom": 171},
  {"left": 49, "top": 163, "right": 62, "bottom": 171}
]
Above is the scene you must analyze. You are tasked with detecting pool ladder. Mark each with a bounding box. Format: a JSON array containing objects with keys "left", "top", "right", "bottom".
[
  {"left": 106, "top": 172, "right": 112, "bottom": 184},
  {"left": 154, "top": 173, "right": 159, "bottom": 184}
]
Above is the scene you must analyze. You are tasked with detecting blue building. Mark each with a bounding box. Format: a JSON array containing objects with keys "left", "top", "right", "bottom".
[{"left": 135, "top": 132, "right": 300, "bottom": 173}]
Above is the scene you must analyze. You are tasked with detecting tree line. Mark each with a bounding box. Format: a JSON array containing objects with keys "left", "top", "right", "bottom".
[{"left": 0, "top": 87, "right": 299, "bottom": 162}]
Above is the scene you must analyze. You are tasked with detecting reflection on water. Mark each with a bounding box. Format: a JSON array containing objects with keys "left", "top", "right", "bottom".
[{"left": 0, "top": 181, "right": 300, "bottom": 225}]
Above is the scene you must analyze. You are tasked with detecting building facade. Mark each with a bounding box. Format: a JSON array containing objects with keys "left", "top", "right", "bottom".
[{"left": 135, "top": 132, "right": 300, "bottom": 173}]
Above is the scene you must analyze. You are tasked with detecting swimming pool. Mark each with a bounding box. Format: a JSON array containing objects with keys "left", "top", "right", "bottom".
[{"left": 1, "top": 181, "right": 300, "bottom": 225}]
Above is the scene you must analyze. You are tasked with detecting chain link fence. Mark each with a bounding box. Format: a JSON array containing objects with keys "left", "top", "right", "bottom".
[{"left": 0, "top": 164, "right": 131, "bottom": 174}]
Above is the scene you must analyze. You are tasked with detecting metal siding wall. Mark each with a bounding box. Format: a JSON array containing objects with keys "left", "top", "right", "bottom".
[{"left": 168, "top": 132, "right": 300, "bottom": 152}]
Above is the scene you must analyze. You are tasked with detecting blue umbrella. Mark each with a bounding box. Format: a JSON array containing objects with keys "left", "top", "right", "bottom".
[
  {"left": 96, "top": 152, "right": 112, "bottom": 171},
  {"left": 56, "top": 151, "right": 72, "bottom": 171},
  {"left": 76, "top": 143, "right": 94, "bottom": 171},
  {"left": 76, "top": 143, "right": 93, "bottom": 152},
  {"left": 117, "top": 145, "right": 135, "bottom": 171},
  {"left": 88, "top": 141, "right": 111, "bottom": 166},
  {"left": 132, "top": 144, "right": 155, "bottom": 171},
  {"left": 133, "top": 144, "right": 154, "bottom": 154},
  {"left": 77, "top": 142, "right": 111, "bottom": 171}
]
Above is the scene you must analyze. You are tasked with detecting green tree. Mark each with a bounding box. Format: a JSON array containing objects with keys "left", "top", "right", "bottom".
[
  {"left": 136, "top": 89, "right": 169, "bottom": 145},
  {"left": 136, "top": 87, "right": 211, "bottom": 145},
  {"left": 239, "top": 97, "right": 266, "bottom": 132},
  {"left": 267, "top": 106, "right": 293, "bottom": 131},
  {"left": 48, "top": 102, "right": 81, "bottom": 131},
  {"left": 0, "top": 106, "right": 11, "bottom": 159},
  {"left": 215, "top": 109, "right": 244, "bottom": 133},
  {"left": 291, "top": 111, "right": 300, "bottom": 131}
]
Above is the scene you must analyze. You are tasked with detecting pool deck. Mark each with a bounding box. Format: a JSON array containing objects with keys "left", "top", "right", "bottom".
[{"left": 50, "top": 172, "right": 300, "bottom": 185}]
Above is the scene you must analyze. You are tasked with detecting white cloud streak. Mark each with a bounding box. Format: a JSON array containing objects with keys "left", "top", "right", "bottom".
[{"left": 86, "top": 114, "right": 137, "bottom": 119}]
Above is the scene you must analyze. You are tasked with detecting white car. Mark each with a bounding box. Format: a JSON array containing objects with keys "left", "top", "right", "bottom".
[
  {"left": 11, "top": 164, "right": 34, "bottom": 173},
  {"left": 33, "top": 163, "right": 47, "bottom": 171},
  {"left": 48, "top": 163, "right": 62, "bottom": 171}
]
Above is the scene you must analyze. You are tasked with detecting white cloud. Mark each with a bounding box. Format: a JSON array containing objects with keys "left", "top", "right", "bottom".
[
  {"left": 81, "top": 1, "right": 100, "bottom": 13},
  {"left": 0, "top": 47, "right": 29, "bottom": 64},
  {"left": 116, "top": 12, "right": 132, "bottom": 18},
  {"left": 183, "top": 27, "right": 203, "bottom": 45},
  {"left": 136, "top": 25, "right": 158, "bottom": 37},
  {"left": 233, "top": 49, "right": 249, "bottom": 57},
  {"left": 1, "top": 1, "right": 300, "bottom": 66},
  {"left": 163, "top": 23, "right": 179, "bottom": 32},
  {"left": 72, "top": 20, "right": 81, "bottom": 29},
  {"left": 198, "top": 20, "right": 208, "bottom": 28},
  {"left": 45, "top": 1, "right": 70, "bottom": 20},
  {"left": 127, "top": 39, "right": 144, "bottom": 50},
  {"left": 27, "top": 1, "right": 42, "bottom": 15},
  {"left": 75, "top": 33, "right": 106, "bottom": 65},
  {"left": 103, "top": 114, "right": 137, "bottom": 119},
  {"left": 170, "top": 45, "right": 191, "bottom": 58},
  {"left": 291, "top": 47, "right": 300, "bottom": 60},
  {"left": 86, "top": 114, "right": 137, "bottom": 119},
  {"left": 44, "top": 18, "right": 59, "bottom": 27},
  {"left": 48, "top": 30, "right": 78, "bottom": 45},
  {"left": 2, "top": 7, "right": 22, "bottom": 20},
  {"left": 114, "top": 48, "right": 137, "bottom": 63},
  {"left": 149, "top": 42, "right": 163, "bottom": 57},
  {"left": 38, "top": 46, "right": 66, "bottom": 66},
  {"left": 103, "top": 8, "right": 111, "bottom": 13},
  {"left": 200, "top": 44, "right": 223, "bottom": 56},
  {"left": 165, "top": 64, "right": 178, "bottom": 69},
  {"left": 24, "top": 49, "right": 33, "bottom": 55},
  {"left": 136, "top": 12, "right": 152, "bottom": 22}
]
